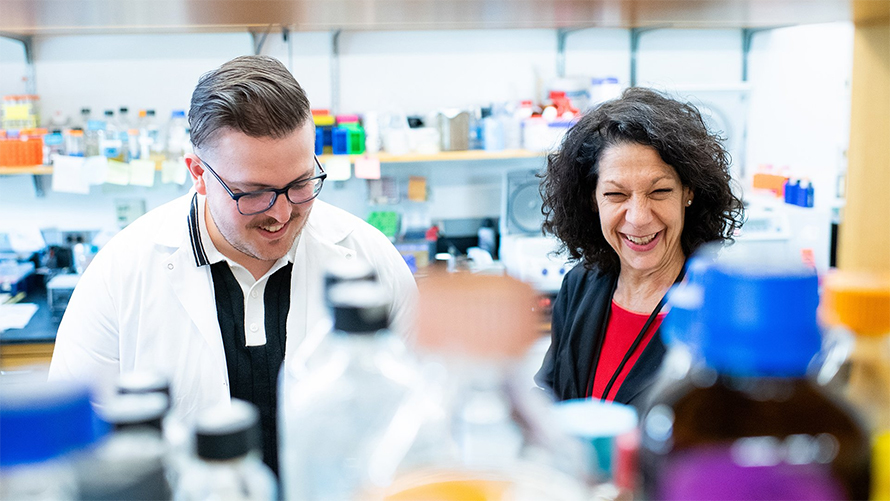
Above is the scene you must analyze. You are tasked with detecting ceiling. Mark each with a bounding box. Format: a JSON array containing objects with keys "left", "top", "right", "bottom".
[{"left": 0, "top": 0, "right": 886, "bottom": 37}]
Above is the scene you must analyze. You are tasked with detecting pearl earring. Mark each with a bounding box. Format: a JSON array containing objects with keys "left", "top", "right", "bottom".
[{"left": 686, "top": 200, "right": 692, "bottom": 206}]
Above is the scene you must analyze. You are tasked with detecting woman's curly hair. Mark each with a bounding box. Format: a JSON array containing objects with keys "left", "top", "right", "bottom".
[{"left": 541, "top": 87, "right": 744, "bottom": 273}]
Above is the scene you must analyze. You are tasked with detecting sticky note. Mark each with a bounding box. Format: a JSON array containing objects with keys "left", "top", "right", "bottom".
[
  {"left": 83, "top": 156, "right": 109, "bottom": 185},
  {"left": 408, "top": 176, "right": 427, "bottom": 201},
  {"left": 162, "top": 159, "right": 189, "bottom": 185},
  {"left": 354, "top": 156, "right": 381, "bottom": 180},
  {"left": 325, "top": 156, "right": 352, "bottom": 181},
  {"left": 129, "top": 160, "right": 156, "bottom": 187},
  {"left": 51, "top": 155, "right": 90, "bottom": 194},
  {"left": 105, "top": 160, "right": 131, "bottom": 185}
]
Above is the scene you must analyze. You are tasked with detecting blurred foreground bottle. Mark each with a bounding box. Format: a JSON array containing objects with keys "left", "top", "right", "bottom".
[
  {"left": 640, "top": 261, "right": 872, "bottom": 500},
  {"left": 819, "top": 270, "right": 890, "bottom": 500},
  {"left": 372, "top": 272, "right": 587, "bottom": 501},
  {"left": 279, "top": 281, "right": 419, "bottom": 500},
  {"left": 79, "top": 392, "right": 172, "bottom": 500},
  {"left": 177, "top": 399, "right": 276, "bottom": 501},
  {"left": 0, "top": 381, "right": 103, "bottom": 500}
]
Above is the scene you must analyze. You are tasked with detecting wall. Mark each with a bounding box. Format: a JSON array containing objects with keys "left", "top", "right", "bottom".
[{"left": 0, "top": 25, "right": 854, "bottom": 243}]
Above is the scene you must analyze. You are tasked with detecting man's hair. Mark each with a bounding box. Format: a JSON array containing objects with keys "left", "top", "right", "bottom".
[
  {"left": 541, "top": 87, "right": 745, "bottom": 273},
  {"left": 188, "top": 55, "right": 311, "bottom": 150}
]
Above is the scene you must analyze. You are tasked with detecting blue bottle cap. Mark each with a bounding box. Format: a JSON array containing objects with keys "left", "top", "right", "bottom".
[
  {"left": 700, "top": 263, "right": 821, "bottom": 377},
  {"left": 0, "top": 382, "right": 107, "bottom": 467}
]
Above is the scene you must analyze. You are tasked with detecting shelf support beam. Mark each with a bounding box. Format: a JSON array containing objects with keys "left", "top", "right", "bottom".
[
  {"left": 0, "top": 32, "right": 36, "bottom": 94},
  {"left": 556, "top": 28, "right": 590, "bottom": 78},
  {"left": 249, "top": 26, "right": 273, "bottom": 55},
  {"left": 741, "top": 27, "right": 788, "bottom": 81},
  {"left": 629, "top": 27, "right": 662, "bottom": 87},
  {"left": 331, "top": 29, "right": 342, "bottom": 115}
]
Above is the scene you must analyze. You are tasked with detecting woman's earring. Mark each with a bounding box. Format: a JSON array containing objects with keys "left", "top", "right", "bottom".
[{"left": 686, "top": 200, "right": 692, "bottom": 206}]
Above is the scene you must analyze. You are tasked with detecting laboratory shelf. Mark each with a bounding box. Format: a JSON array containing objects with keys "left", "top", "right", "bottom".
[
  {"left": 0, "top": 165, "right": 53, "bottom": 175},
  {"left": 318, "top": 149, "right": 544, "bottom": 164},
  {"left": 0, "top": 150, "right": 546, "bottom": 175}
]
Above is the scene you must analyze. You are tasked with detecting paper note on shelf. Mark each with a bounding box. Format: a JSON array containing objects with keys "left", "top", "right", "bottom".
[
  {"left": 408, "top": 176, "right": 427, "bottom": 201},
  {"left": 84, "top": 156, "right": 109, "bottom": 185},
  {"left": 325, "top": 156, "right": 352, "bottom": 181},
  {"left": 162, "top": 158, "right": 189, "bottom": 185},
  {"left": 354, "top": 156, "right": 381, "bottom": 180},
  {"left": 105, "top": 160, "right": 130, "bottom": 186},
  {"left": 129, "top": 160, "right": 156, "bottom": 187},
  {"left": 51, "top": 155, "right": 90, "bottom": 194}
]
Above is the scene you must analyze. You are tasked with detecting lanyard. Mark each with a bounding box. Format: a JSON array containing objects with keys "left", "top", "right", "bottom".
[{"left": 589, "top": 266, "right": 687, "bottom": 402}]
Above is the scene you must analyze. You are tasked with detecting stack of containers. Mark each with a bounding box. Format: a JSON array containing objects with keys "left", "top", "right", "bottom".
[
  {"left": 312, "top": 110, "right": 335, "bottom": 155},
  {"left": 332, "top": 114, "right": 365, "bottom": 155}
]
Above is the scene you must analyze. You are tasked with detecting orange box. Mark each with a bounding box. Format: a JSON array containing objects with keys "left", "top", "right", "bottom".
[{"left": 752, "top": 173, "right": 789, "bottom": 197}]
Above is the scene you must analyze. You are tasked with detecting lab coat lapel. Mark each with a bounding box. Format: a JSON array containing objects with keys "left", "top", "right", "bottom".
[
  {"left": 285, "top": 228, "right": 354, "bottom": 359},
  {"left": 163, "top": 246, "right": 226, "bottom": 368},
  {"left": 153, "top": 194, "right": 226, "bottom": 376}
]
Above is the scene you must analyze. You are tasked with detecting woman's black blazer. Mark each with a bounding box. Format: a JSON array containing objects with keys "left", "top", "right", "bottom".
[{"left": 534, "top": 264, "right": 668, "bottom": 407}]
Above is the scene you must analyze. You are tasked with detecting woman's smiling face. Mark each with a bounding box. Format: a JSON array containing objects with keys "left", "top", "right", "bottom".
[{"left": 593, "top": 142, "right": 693, "bottom": 277}]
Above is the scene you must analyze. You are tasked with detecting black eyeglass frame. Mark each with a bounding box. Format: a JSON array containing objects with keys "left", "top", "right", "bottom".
[{"left": 199, "top": 156, "right": 327, "bottom": 216}]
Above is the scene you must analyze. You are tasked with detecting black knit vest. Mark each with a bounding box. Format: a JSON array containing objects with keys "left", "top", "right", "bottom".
[{"left": 210, "top": 261, "right": 291, "bottom": 477}]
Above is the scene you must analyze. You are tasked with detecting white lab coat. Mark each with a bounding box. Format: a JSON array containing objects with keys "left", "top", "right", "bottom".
[{"left": 48, "top": 193, "right": 417, "bottom": 419}]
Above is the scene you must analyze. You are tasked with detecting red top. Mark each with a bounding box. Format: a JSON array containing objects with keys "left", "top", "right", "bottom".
[{"left": 590, "top": 301, "right": 666, "bottom": 402}]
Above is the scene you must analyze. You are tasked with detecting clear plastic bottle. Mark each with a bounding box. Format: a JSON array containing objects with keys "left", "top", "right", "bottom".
[
  {"left": 115, "top": 371, "right": 191, "bottom": 493},
  {"left": 100, "top": 109, "right": 124, "bottom": 161},
  {"left": 165, "top": 110, "right": 190, "bottom": 160},
  {"left": 177, "top": 399, "right": 276, "bottom": 501},
  {"left": 84, "top": 118, "right": 105, "bottom": 157},
  {"left": 373, "top": 273, "right": 588, "bottom": 500},
  {"left": 144, "top": 109, "right": 163, "bottom": 155},
  {"left": 0, "top": 381, "right": 103, "bottom": 501},
  {"left": 64, "top": 129, "right": 85, "bottom": 157},
  {"left": 640, "top": 261, "right": 872, "bottom": 500},
  {"left": 76, "top": 107, "right": 92, "bottom": 131},
  {"left": 279, "top": 281, "right": 420, "bottom": 501},
  {"left": 78, "top": 393, "right": 172, "bottom": 500},
  {"left": 118, "top": 106, "right": 131, "bottom": 131}
]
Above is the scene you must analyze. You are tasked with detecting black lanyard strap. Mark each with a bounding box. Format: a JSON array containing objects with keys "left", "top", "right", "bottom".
[{"left": 594, "top": 265, "right": 687, "bottom": 402}]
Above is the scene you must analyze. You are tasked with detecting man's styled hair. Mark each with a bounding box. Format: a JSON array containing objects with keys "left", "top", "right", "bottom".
[{"left": 188, "top": 55, "right": 311, "bottom": 150}]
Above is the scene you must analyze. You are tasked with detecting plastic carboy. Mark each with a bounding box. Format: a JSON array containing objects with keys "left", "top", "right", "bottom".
[
  {"left": 279, "top": 281, "right": 419, "bottom": 501},
  {"left": 640, "top": 259, "right": 872, "bottom": 500}
]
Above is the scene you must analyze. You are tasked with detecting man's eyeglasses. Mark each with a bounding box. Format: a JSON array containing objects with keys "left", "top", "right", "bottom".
[{"left": 200, "top": 156, "right": 327, "bottom": 216}]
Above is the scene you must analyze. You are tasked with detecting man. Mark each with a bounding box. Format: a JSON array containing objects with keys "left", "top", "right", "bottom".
[{"left": 49, "top": 56, "right": 417, "bottom": 474}]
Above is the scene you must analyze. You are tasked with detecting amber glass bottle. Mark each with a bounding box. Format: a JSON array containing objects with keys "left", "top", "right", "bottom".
[{"left": 640, "top": 263, "right": 871, "bottom": 500}]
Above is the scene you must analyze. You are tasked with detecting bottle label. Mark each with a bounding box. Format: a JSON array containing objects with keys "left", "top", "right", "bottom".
[{"left": 657, "top": 437, "right": 846, "bottom": 500}]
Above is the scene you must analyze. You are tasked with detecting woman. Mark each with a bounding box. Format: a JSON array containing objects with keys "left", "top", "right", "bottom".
[{"left": 535, "top": 88, "right": 744, "bottom": 406}]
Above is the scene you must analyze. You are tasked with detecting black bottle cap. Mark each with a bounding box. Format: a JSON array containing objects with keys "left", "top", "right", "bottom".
[
  {"left": 117, "top": 371, "right": 171, "bottom": 401},
  {"left": 323, "top": 258, "right": 377, "bottom": 307},
  {"left": 329, "top": 282, "right": 390, "bottom": 334},
  {"left": 100, "top": 393, "right": 168, "bottom": 431},
  {"left": 195, "top": 399, "right": 261, "bottom": 460}
]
